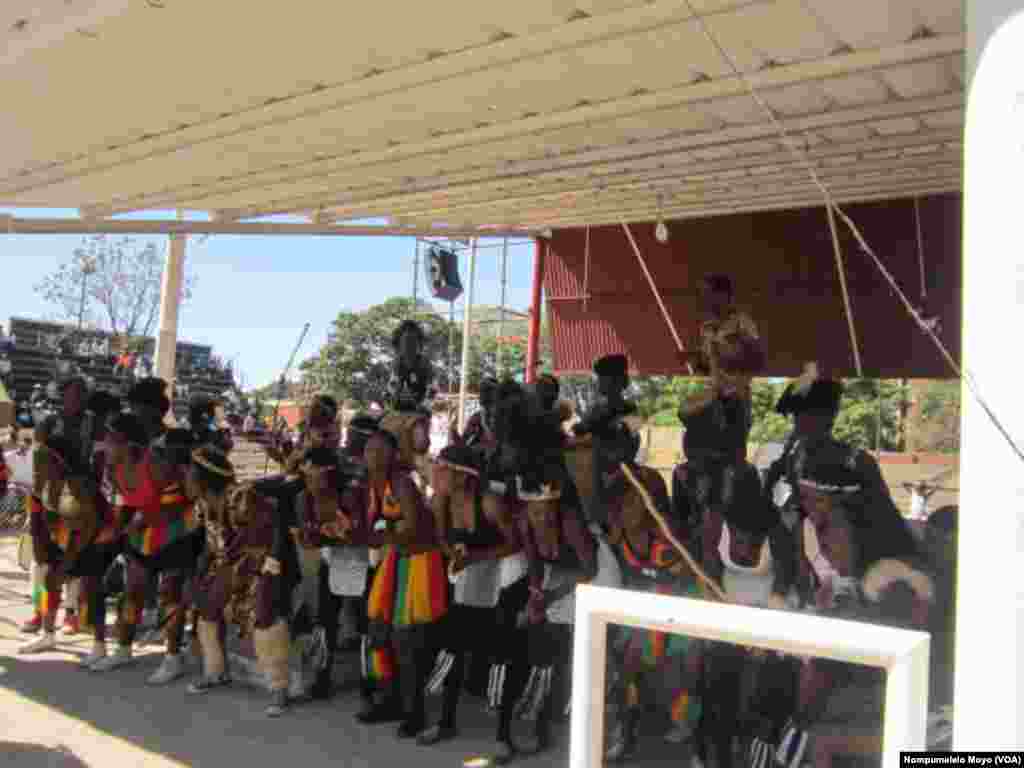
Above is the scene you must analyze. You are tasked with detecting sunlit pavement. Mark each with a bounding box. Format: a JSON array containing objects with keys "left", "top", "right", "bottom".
[{"left": 0, "top": 534, "right": 580, "bottom": 768}]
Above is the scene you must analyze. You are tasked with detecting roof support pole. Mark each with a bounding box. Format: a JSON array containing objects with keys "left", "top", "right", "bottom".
[
  {"left": 525, "top": 238, "right": 546, "bottom": 384},
  {"left": 956, "top": 0, "right": 1024, "bottom": 749},
  {"left": 497, "top": 237, "right": 509, "bottom": 378},
  {"left": 457, "top": 239, "right": 478, "bottom": 432},
  {"left": 154, "top": 211, "right": 186, "bottom": 422}
]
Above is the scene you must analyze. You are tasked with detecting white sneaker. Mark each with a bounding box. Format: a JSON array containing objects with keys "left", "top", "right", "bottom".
[
  {"left": 81, "top": 643, "right": 107, "bottom": 668},
  {"left": 91, "top": 646, "right": 133, "bottom": 672},
  {"left": 147, "top": 653, "right": 184, "bottom": 686},
  {"left": 18, "top": 632, "right": 57, "bottom": 655}
]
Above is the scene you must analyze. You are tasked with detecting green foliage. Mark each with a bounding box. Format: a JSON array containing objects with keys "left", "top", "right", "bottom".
[
  {"left": 471, "top": 334, "right": 528, "bottom": 384},
  {"left": 628, "top": 376, "right": 940, "bottom": 453},
  {"left": 831, "top": 379, "right": 906, "bottom": 451},
  {"left": 916, "top": 380, "right": 961, "bottom": 453},
  {"left": 295, "top": 295, "right": 960, "bottom": 453},
  {"left": 299, "top": 297, "right": 551, "bottom": 407},
  {"left": 300, "top": 297, "right": 459, "bottom": 406}
]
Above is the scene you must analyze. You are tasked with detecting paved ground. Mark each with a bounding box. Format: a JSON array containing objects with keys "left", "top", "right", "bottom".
[
  {"left": 2, "top": 530, "right": 606, "bottom": 768},
  {"left": 0, "top": 436, "right": 941, "bottom": 766}
]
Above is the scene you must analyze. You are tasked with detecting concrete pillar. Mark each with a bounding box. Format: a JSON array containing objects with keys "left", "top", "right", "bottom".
[
  {"left": 154, "top": 213, "right": 186, "bottom": 421},
  {"left": 957, "top": 0, "right": 1024, "bottom": 748}
]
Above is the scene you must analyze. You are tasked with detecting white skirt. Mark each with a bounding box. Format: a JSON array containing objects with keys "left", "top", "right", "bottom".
[
  {"left": 545, "top": 534, "right": 622, "bottom": 626},
  {"left": 452, "top": 552, "right": 530, "bottom": 609},
  {"left": 453, "top": 559, "right": 502, "bottom": 609},
  {"left": 326, "top": 546, "right": 370, "bottom": 597}
]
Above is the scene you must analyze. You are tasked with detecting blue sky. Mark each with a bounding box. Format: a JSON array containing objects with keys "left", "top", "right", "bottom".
[{"left": 1, "top": 208, "right": 537, "bottom": 389}]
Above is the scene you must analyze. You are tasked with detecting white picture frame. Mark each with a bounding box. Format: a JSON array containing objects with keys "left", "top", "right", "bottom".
[{"left": 569, "top": 585, "right": 930, "bottom": 768}]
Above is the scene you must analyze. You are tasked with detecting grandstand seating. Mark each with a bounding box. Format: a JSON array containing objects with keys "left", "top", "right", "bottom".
[{"left": 5, "top": 317, "right": 235, "bottom": 421}]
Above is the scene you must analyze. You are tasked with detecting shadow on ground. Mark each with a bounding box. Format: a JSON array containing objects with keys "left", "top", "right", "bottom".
[
  {"left": 0, "top": 532, "right": 686, "bottom": 768},
  {"left": 0, "top": 648, "right": 579, "bottom": 768}
]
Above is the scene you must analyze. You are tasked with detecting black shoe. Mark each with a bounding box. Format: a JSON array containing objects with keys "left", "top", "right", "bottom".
[
  {"left": 397, "top": 719, "right": 424, "bottom": 739},
  {"left": 521, "top": 722, "right": 552, "bottom": 756},
  {"left": 338, "top": 636, "right": 361, "bottom": 654},
  {"left": 492, "top": 739, "right": 519, "bottom": 766},
  {"left": 356, "top": 704, "right": 404, "bottom": 724},
  {"left": 266, "top": 690, "right": 289, "bottom": 718},
  {"left": 310, "top": 677, "right": 333, "bottom": 701},
  {"left": 417, "top": 724, "right": 457, "bottom": 746}
]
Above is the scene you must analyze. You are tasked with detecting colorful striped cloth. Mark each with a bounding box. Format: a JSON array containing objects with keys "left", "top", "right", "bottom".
[
  {"left": 128, "top": 491, "right": 195, "bottom": 556},
  {"left": 670, "top": 689, "right": 702, "bottom": 726},
  {"left": 32, "top": 573, "right": 59, "bottom": 617},
  {"left": 361, "top": 636, "right": 395, "bottom": 683},
  {"left": 367, "top": 547, "right": 448, "bottom": 628},
  {"left": 618, "top": 535, "right": 698, "bottom": 664},
  {"left": 625, "top": 580, "right": 701, "bottom": 665},
  {"left": 27, "top": 494, "right": 81, "bottom": 553}
]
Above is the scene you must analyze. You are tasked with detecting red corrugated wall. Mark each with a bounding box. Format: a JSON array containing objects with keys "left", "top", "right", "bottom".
[{"left": 545, "top": 192, "right": 961, "bottom": 379}]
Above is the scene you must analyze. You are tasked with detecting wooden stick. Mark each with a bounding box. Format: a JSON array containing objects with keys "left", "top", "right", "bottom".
[
  {"left": 619, "top": 462, "right": 728, "bottom": 602},
  {"left": 434, "top": 458, "right": 480, "bottom": 477}
]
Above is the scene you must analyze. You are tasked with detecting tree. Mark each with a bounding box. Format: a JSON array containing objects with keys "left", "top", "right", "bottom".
[
  {"left": 914, "top": 380, "right": 961, "bottom": 453},
  {"left": 635, "top": 376, "right": 913, "bottom": 452},
  {"left": 35, "top": 235, "right": 196, "bottom": 339},
  {"left": 301, "top": 297, "right": 462, "bottom": 406}
]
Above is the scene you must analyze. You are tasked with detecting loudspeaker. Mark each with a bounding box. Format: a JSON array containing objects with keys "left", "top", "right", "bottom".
[{"left": 424, "top": 246, "right": 463, "bottom": 302}]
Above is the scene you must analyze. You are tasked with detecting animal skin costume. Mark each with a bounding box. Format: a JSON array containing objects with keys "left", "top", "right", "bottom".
[
  {"left": 571, "top": 354, "right": 640, "bottom": 527},
  {"left": 20, "top": 388, "right": 121, "bottom": 657},
  {"left": 190, "top": 463, "right": 300, "bottom": 716}
]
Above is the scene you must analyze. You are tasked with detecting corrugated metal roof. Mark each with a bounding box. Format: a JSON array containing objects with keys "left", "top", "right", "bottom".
[{"left": 546, "top": 191, "right": 961, "bottom": 379}]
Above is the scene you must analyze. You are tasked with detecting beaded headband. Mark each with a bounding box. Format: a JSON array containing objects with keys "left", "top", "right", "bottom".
[{"left": 797, "top": 478, "right": 861, "bottom": 495}]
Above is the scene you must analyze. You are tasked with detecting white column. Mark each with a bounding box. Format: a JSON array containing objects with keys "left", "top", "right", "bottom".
[
  {"left": 154, "top": 212, "right": 186, "bottom": 420},
  {"left": 457, "top": 239, "right": 478, "bottom": 432},
  {"left": 957, "top": 1, "right": 1024, "bottom": 749}
]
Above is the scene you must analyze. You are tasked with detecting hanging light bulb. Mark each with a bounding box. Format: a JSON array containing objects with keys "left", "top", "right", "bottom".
[
  {"left": 655, "top": 217, "right": 669, "bottom": 244},
  {"left": 654, "top": 193, "right": 669, "bottom": 243}
]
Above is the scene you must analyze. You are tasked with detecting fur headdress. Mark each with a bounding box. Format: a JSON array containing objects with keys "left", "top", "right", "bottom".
[
  {"left": 593, "top": 353, "right": 628, "bottom": 379},
  {"left": 776, "top": 363, "right": 843, "bottom": 416},
  {"left": 862, "top": 558, "right": 935, "bottom": 604}
]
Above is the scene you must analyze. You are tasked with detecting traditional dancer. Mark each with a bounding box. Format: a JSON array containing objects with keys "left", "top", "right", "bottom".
[
  {"left": 771, "top": 441, "right": 930, "bottom": 768},
  {"left": 187, "top": 393, "right": 234, "bottom": 454},
  {"left": 532, "top": 373, "right": 561, "bottom": 414},
  {"left": 418, "top": 440, "right": 524, "bottom": 746},
  {"left": 264, "top": 394, "right": 341, "bottom": 476},
  {"left": 185, "top": 445, "right": 302, "bottom": 716},
  {"left": 762, "top": 369, "right": 843, "bottom": 529},
  {"left": 448, "top": 376, "right": 498, "bottom": 453},
  {"left": 91, "top": 410, "right": 199, "bottom": 683},
  {"left": 571, "top": 354, "right": 639, "bottom": 526},
  {"left": 698, "top": 464, "right": 797, "bottom": 768},
  {"left": 311, "top": 413, "right": 378, "bottom": 701},
  {"left": 19, "top": 376, "right": 108, "bottom": 652},
  {"left": 360, "top": 426, "right": 448, "bottom": 738},
  {"left": 389, "top": 320, "right": 434, "bottom": 413},
  {"left": 683, "top": 273, "right": 764, "bottom": 432},
  {"left": 487, "top": 383, "right": 620, "bottom": 764},
  {"left": 604, "top": 463, "right": 704, "bottom": 761}
]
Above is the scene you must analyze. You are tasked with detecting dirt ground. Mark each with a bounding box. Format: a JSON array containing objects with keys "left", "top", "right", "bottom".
[
  {"left": 0, "top": 533, "right": 581, "bottom": 768},
  {"left": 0, "top": 436, "right": 945, "bottom": 766},
  {"left": 0, "top": 530, "right": 696, "bottom": 768}
]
